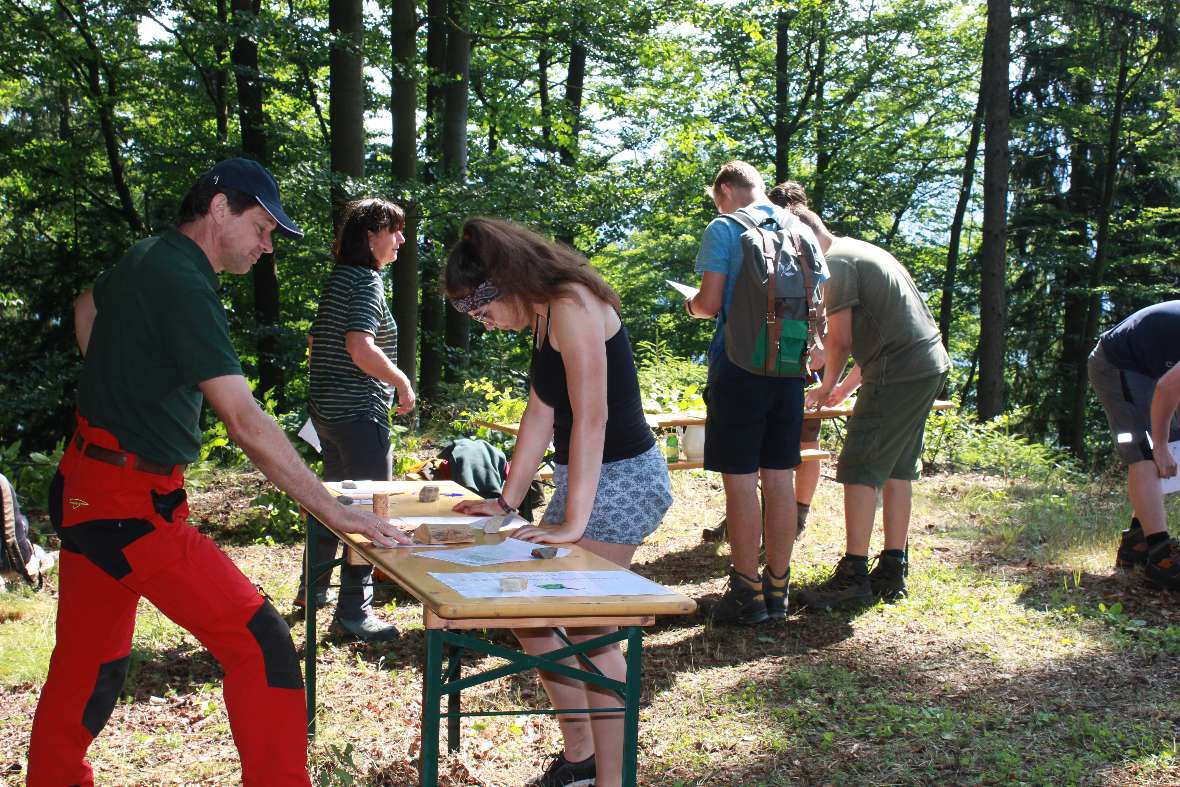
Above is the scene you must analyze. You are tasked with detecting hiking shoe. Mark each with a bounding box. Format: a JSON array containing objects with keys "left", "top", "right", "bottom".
[
  {"left": 331, "top": 615, "right": 399, "bottom": 643},
  {"left": 796, "top": 557, "right": 873, "bottom": 611},
  {"left": 704, "top": 567, "right": 769, "bottom": 625},
  {"left": 868, "top": 553, "right": 908, "bottom": 601},
  {"left": 290, "top": 587, "right": 338, "bottom": 619},
  {"left": 1115, "top": 518, "right": 1148, "bottom": 570},
  {"left": 762, "top": 567, "right": 790, "bottom": 621},
  {"left": 525, "top": 751, "right": 596, "bottom": 787},
  {"left": 1144, "top": 539, "right": 1180, "bottom": 592}
]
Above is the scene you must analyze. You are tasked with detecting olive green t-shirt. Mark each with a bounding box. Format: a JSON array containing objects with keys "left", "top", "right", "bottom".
[
  {"left": 824, "top": 236, "right": 950, "bottom": 385},
  {"left": 77, "top": 230, "right": 243, "bottom": 465}
]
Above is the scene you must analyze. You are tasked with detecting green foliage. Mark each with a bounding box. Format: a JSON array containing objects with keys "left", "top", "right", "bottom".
[
  {"left": 634, "top": 338, "right": 707, "bottom": 412},
  {"left": 0, "top": 438, "right": 65, "bottom": 515}
]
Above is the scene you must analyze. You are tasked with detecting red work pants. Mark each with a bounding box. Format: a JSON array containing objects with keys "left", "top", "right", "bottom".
[{"left": 27, "top": 417, "right": 310, "bottom": 786}]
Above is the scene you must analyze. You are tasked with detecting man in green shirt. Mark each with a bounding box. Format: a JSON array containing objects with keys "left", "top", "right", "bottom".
[
  {"left": 28, "top": 159, "right": 409, "bottom": 787},
  {"left": 781, "top": 187, "right": 949, "bottom": 610}
]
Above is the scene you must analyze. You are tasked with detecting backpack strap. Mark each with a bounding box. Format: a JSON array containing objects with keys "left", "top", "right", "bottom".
[
  {"left": 791, "top": 233, "right": 824, "bottom": 373},
  {"left": 759, "top": 227, "right": 781, "bottom": 374},
  {"left": 0, "top": 475, "right": 33, "bottom": 584}
]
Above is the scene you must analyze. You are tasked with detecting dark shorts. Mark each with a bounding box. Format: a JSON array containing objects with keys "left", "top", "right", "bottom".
[
  {"left": 836, "top": 372, "right": 946, "bottom": 488},
  {"left": 704, "top": 352, "right": 804, "bottom": 474},
  {"left": 1088, "top": 342, "right": 1180, "bottom": 463}
]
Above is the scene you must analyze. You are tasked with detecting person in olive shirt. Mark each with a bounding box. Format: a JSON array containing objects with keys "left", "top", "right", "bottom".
[
  {"left": 27, "top": 159, "right": 408, "bottom": 787},
  {"left": 782, "top": 187, "right": 950, "bottom": 609}
]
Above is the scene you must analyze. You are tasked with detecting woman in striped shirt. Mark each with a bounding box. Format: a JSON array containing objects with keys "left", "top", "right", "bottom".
[{"left": 295, "top": 198, "right": 416, "bottom": 642}]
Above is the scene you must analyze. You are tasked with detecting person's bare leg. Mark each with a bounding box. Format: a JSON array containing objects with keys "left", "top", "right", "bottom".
[
  {"left": 881, "top": 479, "right": 912, "bottom": 551},
  {"left": 843, "top": 483, "right": 878, "bottom": 556},
  {"left": 795, "top": 441, "right": 821, "bottom": 505},
  {"left": 722, "top": 472, "right": 762, "bottom": 578},
  {"left": 759, "top": 467, "right": 796, "bottom": 577},
  {"left": 1128, "top": 460, "right": 1168, "bottom": 536}
]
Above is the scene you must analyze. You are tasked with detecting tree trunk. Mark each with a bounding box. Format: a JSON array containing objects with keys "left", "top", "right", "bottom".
[
  {"left": 812, "top": 33, "right": 828, "bottom": 214},
  {"left": 538, "top": 42, "right": 553, "bottom": 152},
  {"left": 938, "top": 90, "right": 984, "bottom": 349},
  {"left": 975, "top": 0, "right": 1011, "bottom": 421},
  {"left": 231, "top": 0, "right": 283, "bottom": 405},
  {"left": 390, "top": 0, "right": 418, "bottom": 388},
  {"left": 774, "top": 10, "right": 791, "bottom": 183},
  {"left": 441, "top": 0, "right": 470, "bottom": 381},
  {"left": 329, "top": 0, "right": 365, "bottom": 227},
  {"left": 1074, "top": 41, "right": 1131, "bottom": 448},
  {"left": 215, "top": 0, "right": 229, "bottom": 141},
  {"left": 418, "top": 0, "right": 448, "bottom": 400},
  {"left": 558, "top": 41, "right": 586, "bottom": 167}
]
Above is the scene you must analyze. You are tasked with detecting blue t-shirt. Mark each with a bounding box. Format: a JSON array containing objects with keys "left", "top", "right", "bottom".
[
  {"left": 694, "top": 201, "right": 827, "bottom": 356},
  {"left": 1100, "top": 299, "right": 1180, "bottom": 379}
]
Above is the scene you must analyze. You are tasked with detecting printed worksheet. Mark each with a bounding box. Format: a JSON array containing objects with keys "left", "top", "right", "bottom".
[
  {"left": 666, "top": 279, "right": 699, "bottom": 299},
  {"left": 1163, "top": 440, "right": 1180, "bottom": 495},
  {"left": 428, "top": 570, "right": 677, "bottom": 598},
  {"left": 413, "top": 539, "right": 569, "bottom": 567}
]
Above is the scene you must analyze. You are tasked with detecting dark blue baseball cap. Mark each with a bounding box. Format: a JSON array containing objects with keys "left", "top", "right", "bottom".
[{"left": 203, "top": 158, "right": 304, "bottom": 239}]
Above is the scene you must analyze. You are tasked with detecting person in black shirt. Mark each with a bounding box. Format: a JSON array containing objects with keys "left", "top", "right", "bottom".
[
  {"left": 1087, "top": 300, "right": 1180, "bottom": 590},
  {"left": 445, "top": 217, "right": 671, "bottom": 787}
]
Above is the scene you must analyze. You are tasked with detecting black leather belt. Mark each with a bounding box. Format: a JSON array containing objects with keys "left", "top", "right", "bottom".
[{"left": 73, "top": 434, "right": 184, "bottom": 476}]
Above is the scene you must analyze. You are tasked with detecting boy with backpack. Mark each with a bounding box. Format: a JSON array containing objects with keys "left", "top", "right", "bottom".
[{"left": 685, "top": 161, "right": 828, "bottom": 625}]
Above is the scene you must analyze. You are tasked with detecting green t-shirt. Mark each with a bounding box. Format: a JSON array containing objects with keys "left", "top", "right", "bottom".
[
  {"left": 77, "top": 230, "right": 243, "bottom": 465},
  {"left": 307, "top": 265, "right": 398, "bottom": 424},
  {"left": 824, "top": 236, "right": 950, "bottom": 385}
]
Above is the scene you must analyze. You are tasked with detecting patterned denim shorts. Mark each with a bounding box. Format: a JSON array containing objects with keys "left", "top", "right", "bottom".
[{"left": 542, "top": 442, "right": 673, "bottom": 544}]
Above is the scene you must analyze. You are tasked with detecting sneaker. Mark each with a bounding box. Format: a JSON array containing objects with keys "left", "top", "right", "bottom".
[
  {"left": 525, "top": 751, "right": 596, "bottom": 787},
  {"left": 331, "top": 615, "right": 399, "bottom": 643},
  {"left": 868, "top": 553, "right": 908, "bottom": 601},
  {"left": 290, "top": 587, "right": 338, "bottom": 619},
  {"left": 796, "top": 557, "right": 873, "bottom": 611},
  {"left": 1144, "top": 539, "right": 1180, "bottom": 592},
  {"left": 704, "top": 568, "right": 769, "bottom": 626},
  {"left": 1115, "top": 518, "right": 1148, "bottom": 570},
  {"left": 762, "top": 567, "right": 790, "bottom": 621}
]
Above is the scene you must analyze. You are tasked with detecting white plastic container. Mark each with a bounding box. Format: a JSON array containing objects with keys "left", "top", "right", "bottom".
[{"left": 683, "top": 425, "right": 706, "bottom": 461}]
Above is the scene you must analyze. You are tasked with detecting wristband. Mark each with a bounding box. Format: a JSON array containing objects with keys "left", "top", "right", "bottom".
[
  {"left": 496, "top": 495, "right": 517, "bottom": 514},
  {"left": 684, "top": 297, "right": 694, "bottom": 317}
]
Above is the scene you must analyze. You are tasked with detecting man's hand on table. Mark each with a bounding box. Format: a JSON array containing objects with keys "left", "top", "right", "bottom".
[
  {"left": 512, "top": 522, "right": 584, "bottom": 544},
  {"left": 804, "top": 384, "right": 835, "bottom": 411},
  {"left": 331, "top": 507, "right": 413, "bottom": 547}
]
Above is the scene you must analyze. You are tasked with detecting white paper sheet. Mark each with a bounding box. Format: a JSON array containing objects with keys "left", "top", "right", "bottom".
[
  {"left": 1163, "top": 440, "right": 1180, "bottom": 495},
  {"left": 428, "top": 569, "right": 677, "bottom": 598},
  {"left": 413, "top": 538, "right": 569, "bottom": 567},
  {"left": 666, "top": 279, "right": 700, "bottom": 299},
  {"left": 324, "top": 480, "right": 400, "bottom": 496},
  {"left": 298, "top": 419, "right": 321, "bottom": 452},
  {"left": 397, "top": 515, "right": 487, "bottom": 527}
]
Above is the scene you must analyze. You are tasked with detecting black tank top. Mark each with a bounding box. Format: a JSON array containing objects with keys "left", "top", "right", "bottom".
[{"left": 529, "top": 309, "right": 654, "bottom": 465}]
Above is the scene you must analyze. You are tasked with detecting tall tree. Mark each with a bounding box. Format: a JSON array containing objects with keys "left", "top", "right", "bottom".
[
  {"left": 231, "top": 0, "right": 284, "bottom": 404},
  {"left": 329, "top": 0, "right": 365, "bottom": 226},
  {"left": 939, "top": 91, "right": 984, "bottom": 350},
  {"left": 441, "top": 0, "right": 471, "bottom": 382},
  {"left": 417, "top": 0, "right": 448, "bottom": 401},
  {"left": 390, "top": 0, "right": 419, "bottom": 389},
  {"left": 975, "top": 0, "right": 1010, "bottom": 420}
]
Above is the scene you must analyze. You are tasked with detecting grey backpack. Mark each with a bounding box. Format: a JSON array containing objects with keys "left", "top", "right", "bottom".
[
  {"left": 722, "top": 209, "right": 825, "bottom": 377},
  {"left": 1, "top": 473, "right": 42, "bottom": 586}
]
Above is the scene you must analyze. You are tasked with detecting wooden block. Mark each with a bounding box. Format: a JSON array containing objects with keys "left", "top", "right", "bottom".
[
  {"left": 419, "top": 485, "right": 439, "bottom": 503},
  {"left": 413, "top": 523, "right": 475, "bottom": 544},
  {"left": 372, "top": 493, "right": 389, "bottom": 520}
]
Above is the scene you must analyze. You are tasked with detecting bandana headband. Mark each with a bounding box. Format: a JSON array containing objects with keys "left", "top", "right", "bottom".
[{"left": 450, "top": 280, "right": 500, "bottom": 313}]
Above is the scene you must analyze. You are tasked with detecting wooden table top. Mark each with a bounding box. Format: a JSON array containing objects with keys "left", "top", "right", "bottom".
[
  {"left": 322, "top": 480, "right": 697, "bottom": 622},
  {"left": 477, "top": 399, "right": 956, "bottom": 434}
]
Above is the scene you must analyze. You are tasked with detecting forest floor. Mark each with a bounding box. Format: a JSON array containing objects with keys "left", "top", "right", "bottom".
[{"left": 1, "top": 465, "right": 1179, "bottom": 786}]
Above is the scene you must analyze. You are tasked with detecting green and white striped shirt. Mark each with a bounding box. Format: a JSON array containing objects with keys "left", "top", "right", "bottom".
[{"left": 308, "top": 265, "right": 399, "bottom": 424}]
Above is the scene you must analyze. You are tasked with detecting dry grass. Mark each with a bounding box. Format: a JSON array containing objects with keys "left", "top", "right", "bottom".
[{"left": 1, "top": 465, "right": 1178, "bottom": 786}]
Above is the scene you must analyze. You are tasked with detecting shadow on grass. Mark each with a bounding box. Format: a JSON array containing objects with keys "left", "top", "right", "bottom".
[{"left": 124, "top": 642, "right": 222, "bottom": 699}]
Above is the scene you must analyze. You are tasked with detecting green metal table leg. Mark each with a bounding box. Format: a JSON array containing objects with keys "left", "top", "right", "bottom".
[
  {"left": 445, "top": 644, "right": 462, "bottom": 753},
  {"left": 621, "top": 627, "right": 643, "bottom": 787},
  {"left": 421, "top": 628, "right": 443, "bottom": 786},
  {"left": 305, "top": 520, "right": 317, "bottom": 739}
]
